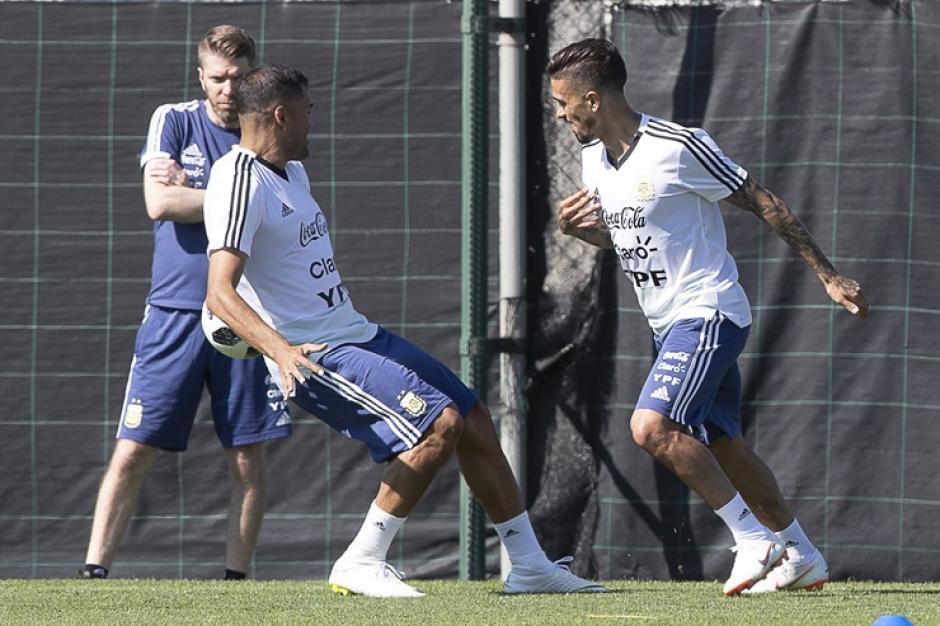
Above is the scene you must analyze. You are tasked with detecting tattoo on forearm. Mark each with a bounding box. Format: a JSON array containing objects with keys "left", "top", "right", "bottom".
[
  {"left": 730, "top": 178, "right": 836, "bottom": 280},
  {"left": 773, "top": 215, "right": 835, "bottom": 277}
]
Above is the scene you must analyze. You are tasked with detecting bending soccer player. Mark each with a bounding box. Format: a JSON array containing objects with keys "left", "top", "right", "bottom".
[
  {"left": 548, "top": 39, "right": 869, "bottom": 595},
  {"left": 82, "top": 26, "right": 289, "bottom": 581},
  {"left": 202, "top": 64, "right": 607, "bottom": 598}
]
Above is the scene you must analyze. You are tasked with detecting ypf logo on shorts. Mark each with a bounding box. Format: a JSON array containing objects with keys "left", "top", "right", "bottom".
[
  {"left": 398, "top": 391, "right": 427, "bottom": 417},
  {"left": 123, "top": 399, "right": 143, "bottom": 429}
]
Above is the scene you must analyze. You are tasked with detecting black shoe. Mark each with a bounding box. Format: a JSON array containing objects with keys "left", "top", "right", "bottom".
[{"left": 78, "top": 564, "right": 108, "bottom": 579}]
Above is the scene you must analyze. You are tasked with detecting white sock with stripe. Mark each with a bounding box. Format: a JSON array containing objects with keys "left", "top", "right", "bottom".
[
  {"left": 774, "top": 519, "right": 815, "bottom": 562},
  {"left": 493, "top": 511, "right": 552, "bottom": 569},
  {"left": 714, "top": 493, "right": 773, "bottom": 543},
  {"left": 343, "top": 501, "right": 406, "bottom": 562}
]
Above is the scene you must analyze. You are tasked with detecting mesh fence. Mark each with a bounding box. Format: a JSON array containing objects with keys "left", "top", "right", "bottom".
[
  {"left": 0, "top": 0, "right": 500, "bottom": 579},
  {"left": 1, "top": 0, "right": 937, "bottom": 582},
  {"left": 528, "top": 0, "right": 940, "bottom": 581}
]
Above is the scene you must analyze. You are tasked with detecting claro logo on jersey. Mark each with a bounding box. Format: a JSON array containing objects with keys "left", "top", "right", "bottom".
[
  {"left": 299, "top": 213, "right": 328, "bottom": 247},
  {"left": 615, "top": 235, "right": 668, "bottom": 288},
  {"left": 309, "top": 256, "right": 338, "bottom": 279}
]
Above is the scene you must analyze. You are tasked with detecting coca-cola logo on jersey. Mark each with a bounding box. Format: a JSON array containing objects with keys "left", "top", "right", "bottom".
[
  {"left": 602, "top": 205, "right": 646, "bottom": 230},
  {"left": 299, "top": 213, "right": 328, "bottom": 247}
]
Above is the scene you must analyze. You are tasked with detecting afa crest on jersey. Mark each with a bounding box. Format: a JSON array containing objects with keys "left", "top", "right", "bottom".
[{"left": 635, "top": 178, "right": 656, "bottom": 203}]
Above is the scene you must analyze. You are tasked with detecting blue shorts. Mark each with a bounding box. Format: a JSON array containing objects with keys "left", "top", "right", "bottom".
[
  {"left": 117, "top": 305, "right": 290, "bottom": 451},
  {"left": 292, "top": 326, "right": 478, "bottom": 462},
  {"left": 636, "top": 313, "right": 749, "bottom": 444}
]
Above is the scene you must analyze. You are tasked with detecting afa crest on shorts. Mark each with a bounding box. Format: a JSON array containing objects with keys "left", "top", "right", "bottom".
[
  {"left": 123, "top": 399, "right": 143, "bottom": 429},
  {"left": 398, "top": 391, "right": 427, "bottom": 417}
]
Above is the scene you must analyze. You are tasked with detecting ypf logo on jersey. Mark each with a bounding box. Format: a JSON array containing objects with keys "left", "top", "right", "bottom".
[{"left": 398, "top": 391, "right": 427, "bottom": 417}]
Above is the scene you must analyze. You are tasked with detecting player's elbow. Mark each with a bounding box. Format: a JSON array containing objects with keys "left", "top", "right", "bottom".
[
  {"left": 204, "top": 286, "right": 225, "bottom": 316},
  {"left": 145, "top": 202, "right": 170, "bottom": 221},
  {"left": 142, "top": 180, "right": 180, "bottom": 221},
  {"left": 143, "top": 189, "right": 175, "bottom": 221}
]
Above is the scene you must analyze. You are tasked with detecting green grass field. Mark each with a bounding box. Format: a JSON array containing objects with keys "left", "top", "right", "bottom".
[{"left": 2, "top": 579, "right": 939, "bottom": 625}]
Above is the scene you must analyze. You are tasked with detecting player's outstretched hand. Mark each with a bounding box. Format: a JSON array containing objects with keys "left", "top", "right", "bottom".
[
  {"left": 557, "top": 188, "right": 602, "bottom": 235},
  {"left": 148, "top": 157, "right": 189, "bottom": 187},
  {"left": 826, "top": 275, "right": 869, "bottom": 319},
  {"left": 272, "top": 343, "right": 328, "bottom": 398}
]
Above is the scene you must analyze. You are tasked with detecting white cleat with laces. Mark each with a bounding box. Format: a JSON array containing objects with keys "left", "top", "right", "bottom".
[
  {"left": 328, "top": 557, "right": 425, "bottom": 598},
  {"left": 504, "top": 556, "right": 608, "bottom": 594},
  {"left": 742, "top": 550, "right": 828, "bottom": 593},
  {"left": 723, "top": 537, "right": 787, "bottom": 596}
]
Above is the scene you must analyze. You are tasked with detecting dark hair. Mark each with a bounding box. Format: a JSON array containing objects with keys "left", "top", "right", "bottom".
[
  {"left": 197, "top": 25, "right": 256, "bottom": 66},
  {"left": 547, "top": 38, "right": 627, "bottom": 92},
  {"left": 234, "top": 64, "right": 309, "bottom": 115}
]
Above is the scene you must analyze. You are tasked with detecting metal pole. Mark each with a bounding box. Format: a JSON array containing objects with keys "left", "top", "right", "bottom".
[
  {"left": 497, "top": 0, "right": 526, "bottom": 581},
  {"left": 459, "top": 0, "right": 489, "bottom": 581}
]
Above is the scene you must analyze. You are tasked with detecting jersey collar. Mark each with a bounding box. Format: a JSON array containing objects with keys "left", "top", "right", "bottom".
[
  {"left": 232, "top": 145, "right": 290, "bottom": 181},
  {"left": 605, "top": 113, "right": 648, "bottom": 170}
]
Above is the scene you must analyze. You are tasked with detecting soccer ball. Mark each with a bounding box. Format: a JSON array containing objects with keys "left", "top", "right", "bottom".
[{"left": 201, "top": 302, "right": 260, "bottom": 359}]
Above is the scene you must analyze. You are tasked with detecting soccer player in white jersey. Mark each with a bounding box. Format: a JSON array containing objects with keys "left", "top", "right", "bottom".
[
  {"left": 548, "top": 39, "right": 869, "bottom": 595},
  {"left": 202, "top": 64, "right": 606, "bottom": 597}
]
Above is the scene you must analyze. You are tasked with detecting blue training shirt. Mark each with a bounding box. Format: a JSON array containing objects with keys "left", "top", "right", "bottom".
[{"left": 139, "top": 100, "right": 240, "bottom": 310}]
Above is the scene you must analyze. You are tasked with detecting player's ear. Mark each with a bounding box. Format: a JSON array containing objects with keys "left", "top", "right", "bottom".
[
  {"left": 585, "top": 90, "right": 601, "bottom": 112},
  {"left": 272, "top": 104, "right": 288, "bottom": 128}
]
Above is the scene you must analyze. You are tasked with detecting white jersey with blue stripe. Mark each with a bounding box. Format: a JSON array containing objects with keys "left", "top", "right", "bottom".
[
  {"left": 203, "top": 146, "right": 377, "bottom": 353},
  {"left": 581, "top": 113, "right": 752, "bottom": 335}
]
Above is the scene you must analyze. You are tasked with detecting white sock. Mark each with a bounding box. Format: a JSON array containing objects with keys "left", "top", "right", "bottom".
[
  {"left": 714, "top": 493, "right": 772, "bottom": 543},
  {"left": 775, "top": 519, "right": 816, "bottom": 562},
  {"left": 343, "top": 501, "right": 406, "bottom": 562},
  {"left": 493, "top": 511, "right": 551, "bottom": 569}
]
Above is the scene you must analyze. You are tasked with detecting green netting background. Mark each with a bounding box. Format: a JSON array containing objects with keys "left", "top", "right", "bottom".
[
  {"left": 0, "top": 0, "right": 501, "bottom": 580},
  {"left": 0, "top": 0, "right": 937, "bottom": 582},
  {"left": 527, "top": 0, "right": 940, "bottom": 583}
]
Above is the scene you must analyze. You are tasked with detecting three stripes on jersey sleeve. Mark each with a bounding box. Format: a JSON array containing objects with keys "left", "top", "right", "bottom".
[
  {"left": 224, "top": 152, "right": 254, "bottom": 250},
  {"left": 645, "top": 119, "right": 745, "bottom": 194},
  {"left": 144, "top": 100, "right": 200, "bottom": 160}
]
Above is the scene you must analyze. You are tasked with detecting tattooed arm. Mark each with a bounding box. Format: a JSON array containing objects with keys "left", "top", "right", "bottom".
[
  {"left": 557, "top": 188, "right": 614, "bottom": 249},
  {"left": 727, "top": 176, "right": 869, "bottom": 318}
]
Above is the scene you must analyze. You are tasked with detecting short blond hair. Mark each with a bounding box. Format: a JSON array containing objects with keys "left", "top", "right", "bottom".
[{"left": 197, "top": 25, "right": 256, "bottom": 67}]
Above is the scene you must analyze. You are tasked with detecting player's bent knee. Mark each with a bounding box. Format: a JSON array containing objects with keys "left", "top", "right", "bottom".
[
  {"left": 630, "top": 409, "right": 672, "bottom": 453},
  {"left": 462, "top": 401, "right": 497, "bottom": 436},
  {"left": 428, "top": 406, "right": 464, "bottom": 452}
]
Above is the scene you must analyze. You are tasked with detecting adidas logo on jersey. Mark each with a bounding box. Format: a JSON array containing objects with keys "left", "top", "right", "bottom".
[
  {"left": 180, "top": 143, "right": 206, "bottom": 167},
  {"left": 650, "top": 386, "right": 671, "bottom": 402},
  {"left": 281, "top": 203, "right": 295, "bottom": 217}
]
